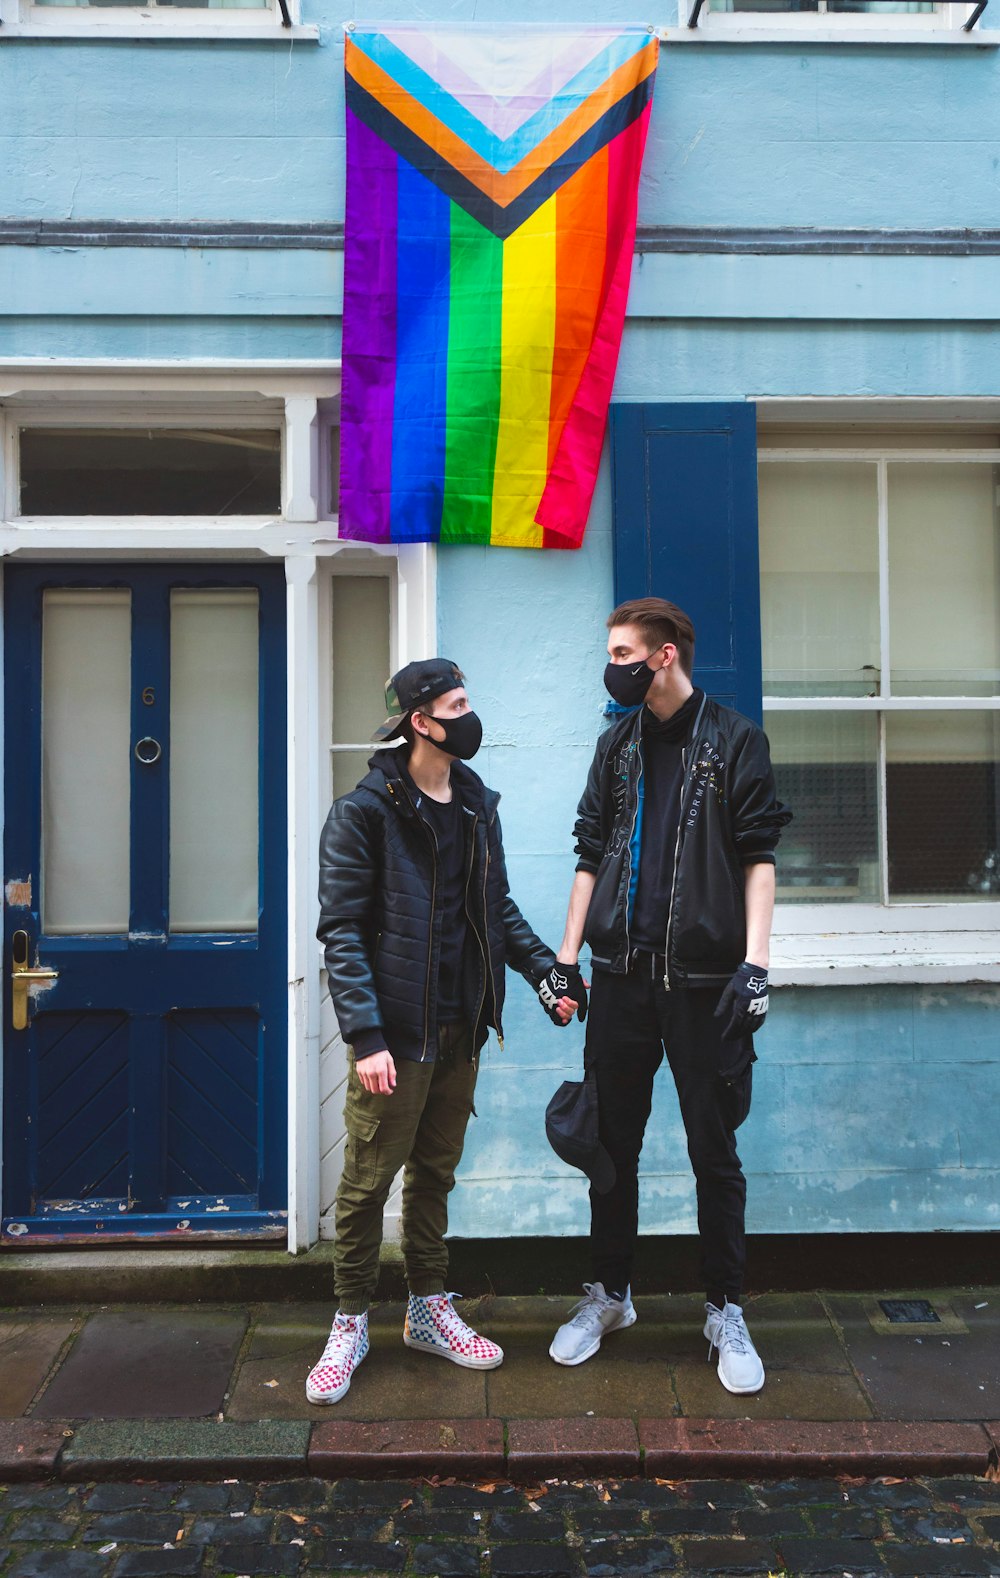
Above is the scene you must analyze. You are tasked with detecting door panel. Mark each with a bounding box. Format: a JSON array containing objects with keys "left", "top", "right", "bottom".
[
  {"left": 169, "top": 590, "right": 260, "bottom": 933},
  {"left": 3, "top": 564, "right": 287, "bottom": 1242},
  {"left": 42, "top": 590, "right": 133, "bottom": 934}
]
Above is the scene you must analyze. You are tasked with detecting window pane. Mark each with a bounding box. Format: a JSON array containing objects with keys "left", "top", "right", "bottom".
[
  {"left": 170, "top": 591, "right": 259, "bottom": 932},
  {"left": 710, "top": 0, "right": 819, "bottom": 11},
  {"left": 331, "top": 577, "right": 391, "bottom": 744},
  {"left": 888, "top": 464, "right": 1000, "bottom": 697},
  {"left": 767, "top": 711, "right": 880, "bottom": 902},
  {"left": 42, "top": 591, "right": 131, "bottom": 935},
  {"left": 331, "top": 749, "right": 381, "bottom": 800},
  {"left": 19, "top": 429, "right": 280, "bottom": 515},
  {"left": 37, "top": 0, "right": 268, "bottom": 9},
  {"left": 886, "top": 711, "right": 1000, "bottom": 901},
  {"left": 759, "top": 462, "right": 880, "bottom": 697}
]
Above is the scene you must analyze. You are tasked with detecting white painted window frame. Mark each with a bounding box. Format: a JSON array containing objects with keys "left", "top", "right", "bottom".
[
  {"left": 0, "top": 0, "right": 319, "bottom": 41},
  {"left": 0, "top": 361, "right": 436, "bottom": 1252},
  {"left": 760, "top": 440, "right": 1000, "bottom": 984},
  {"left": 668, "top": 0, "right": 997, "bottom": 40}
]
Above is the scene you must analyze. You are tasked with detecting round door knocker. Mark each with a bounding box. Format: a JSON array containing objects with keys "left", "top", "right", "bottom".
[{"left": 134, "top": 737, "right": 162, "bottom": 765}]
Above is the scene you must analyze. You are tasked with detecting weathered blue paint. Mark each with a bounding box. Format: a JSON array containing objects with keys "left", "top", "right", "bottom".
[{"left": 1, "top": 0, "right": 999, "bottom": 1239}]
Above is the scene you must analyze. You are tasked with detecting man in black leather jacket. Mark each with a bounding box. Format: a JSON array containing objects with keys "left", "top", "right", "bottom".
[
  {"left": 306, "top": 658, "right": 572, "bottom": 1406},
  {"left": 548, "top": 599, "right": 791, "bottom": 1395}
]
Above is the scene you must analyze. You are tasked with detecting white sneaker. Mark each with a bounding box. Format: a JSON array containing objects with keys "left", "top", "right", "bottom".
[
  {"left": 704, "top": 1300, "right": 765, "bottom": 1394},
  {"left": 403, "top": 1292, "right": 504, "bottom": 1370},
  {"left": 549, "top": 1282, "right": 637, "bottom": 1367},
  {"left": 305, "top": 1311, "right": 369, "bottom": 1404}
]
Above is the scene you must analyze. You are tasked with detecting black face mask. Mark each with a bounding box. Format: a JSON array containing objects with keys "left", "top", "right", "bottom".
[
  {"left": 423, "top": 709, "right": 483, "bottom": 761},
  {"left": 604, "top": 657, "right": 658, "bottom": 708}
]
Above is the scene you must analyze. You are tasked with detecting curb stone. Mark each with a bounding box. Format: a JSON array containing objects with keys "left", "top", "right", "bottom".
[{"left": 0, "top": 1415, "right": 990, "bottom": 1484}]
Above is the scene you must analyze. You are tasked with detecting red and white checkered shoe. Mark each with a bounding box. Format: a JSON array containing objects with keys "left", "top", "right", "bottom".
[
  {"left": 403, "top": 1292, "right": 503, "bottom": 1370},
  {"left": 305, "top": 1311, "right": 369, "bottom": 1405}
]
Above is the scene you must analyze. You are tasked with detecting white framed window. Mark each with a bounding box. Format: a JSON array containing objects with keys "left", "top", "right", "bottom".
[
  {"left": 681, "top": 0, "right": 995, "bottom": 40},
  {"left": 328, "top": 571, "right": 396, "bottom": 801},
  {"left": 760, "top": 425, "right": 1000, "bottom": 981},
  {"left": 0, "top": 365, "right": 343, "bottom": 546},
  {"left": 0, "top": 0, "right": 318, "bottom": 39}
]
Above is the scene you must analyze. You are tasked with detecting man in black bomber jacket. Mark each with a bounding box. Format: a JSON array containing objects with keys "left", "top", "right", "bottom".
[
  {"left": 547, "top": 598, "right": 791, "bottom": 1395},
  {"left": 307, "top": 658, "right": 576, "bottom": 1407}
]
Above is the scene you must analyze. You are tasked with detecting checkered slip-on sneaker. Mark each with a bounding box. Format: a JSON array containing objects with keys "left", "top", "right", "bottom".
[
  {"left": 403, "top": 1292, "right": 504, "bottom": 1370},
  {"left": 305, "top": 1310, "right": 369, "bottom": 1404}
]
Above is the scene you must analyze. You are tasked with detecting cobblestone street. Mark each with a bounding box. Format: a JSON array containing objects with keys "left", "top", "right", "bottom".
[{"left": 1, "top": 1474, "right": 1000, "bottom": 1577}]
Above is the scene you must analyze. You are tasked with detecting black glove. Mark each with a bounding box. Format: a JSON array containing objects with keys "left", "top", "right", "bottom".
[
  {"left": 538, "top": 961, "right": 588, "bottom": 1025},
  {"left": 713, "top": 963, "right": 769, "bottom": 1040}
]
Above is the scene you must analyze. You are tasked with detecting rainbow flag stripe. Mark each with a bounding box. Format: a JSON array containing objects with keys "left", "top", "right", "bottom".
[{"left": 339, "top": 27, "right": 658, "bottom": 549}]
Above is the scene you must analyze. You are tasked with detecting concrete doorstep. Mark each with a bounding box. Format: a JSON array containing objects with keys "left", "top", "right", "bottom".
[{"left": 0, "top": 1418, "right": 997, "bottom": 1485}]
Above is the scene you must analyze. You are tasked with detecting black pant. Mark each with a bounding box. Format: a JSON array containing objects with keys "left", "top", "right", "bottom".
[{"left": 586, "top": 961, "right": 755, "bottom": 1307}]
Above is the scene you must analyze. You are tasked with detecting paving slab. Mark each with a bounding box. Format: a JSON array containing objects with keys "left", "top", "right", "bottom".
[
  {"left": 506, "top": 1417, "right": 640, "bottom": 1481},
  {"left": 639, "top": 1418, "right": 993, "bottom": 1477},
  {"left": 0, "top": 1316, "right": 79, "bottom": 1419},
  {"left": 738, "top": 1292, "right": 858, "bottom": 1373},
  {"left": 483, "top": 1293, "right": 680, "bottom": 1420},
  {"left": 828, "top": 1290, "right": 1000, "bottom": 1422},
  {"left": 0, "top": 1421, "right": 69, "bottom": 1481},
  {"left": 59, "top": 1419, "right": 310, "bottom": 1480},
  {"left": 33, "top": 1309, "right": 248, "bottom": 1421},
  {"left": 309, "top": 1417, "right": 504, "bottom": 1478},
  {"left": 226, "top": 1303, "right": 487, "bottom": 1421},
  {"left": 671, "top": 1358, "right": 874, "bottom": 1420}
]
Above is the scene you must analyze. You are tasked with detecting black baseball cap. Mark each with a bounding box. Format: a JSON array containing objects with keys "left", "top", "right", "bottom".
[
  {"left": 544, "top": 1077, "right": 616, "bottom": 1195},
  {"left": 374, "top": 658, "right": 466, "bottom": 742}
]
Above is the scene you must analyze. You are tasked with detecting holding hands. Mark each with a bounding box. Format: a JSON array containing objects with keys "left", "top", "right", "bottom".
[{"left": 539, "top": 960, "right": 589, "bottom": 1026}]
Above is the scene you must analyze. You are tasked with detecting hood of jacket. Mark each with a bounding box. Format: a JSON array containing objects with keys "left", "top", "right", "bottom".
[{"left": 358, "top": 746, "right": 499, "bottom": 821}]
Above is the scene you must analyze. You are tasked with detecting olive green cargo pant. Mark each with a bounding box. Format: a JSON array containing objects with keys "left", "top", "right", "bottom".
[{"left": 333, "top": 1022, "right": 478, "bottom": 1314}]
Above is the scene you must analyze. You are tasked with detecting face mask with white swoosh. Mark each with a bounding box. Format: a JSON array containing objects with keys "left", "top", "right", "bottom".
[{"left": 603, "top": 658, "right": 657, "bottom": 708}]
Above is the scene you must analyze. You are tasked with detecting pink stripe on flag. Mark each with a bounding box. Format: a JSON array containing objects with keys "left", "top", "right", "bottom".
[{"left": 338, "top": 110, "right": 398, "bottom": 544}]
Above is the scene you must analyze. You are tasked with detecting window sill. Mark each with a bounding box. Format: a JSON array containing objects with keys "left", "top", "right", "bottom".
[
  {"left": 772, "top": 932, "right": 1000, "bottom": 985},
  {"left": 0, "top": 19, "right": 319, "bottom": 39},
  {"left": 664, "top": 24, "right": 999, "bottom": 43}
]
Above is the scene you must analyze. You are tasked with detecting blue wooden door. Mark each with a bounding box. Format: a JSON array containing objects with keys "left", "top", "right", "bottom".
[
  {"left": 610, "top": 402, "right": 763, "bottom": 723},
  {"left": 3, "top": 564, "right": 287, "bottom": 1242}
]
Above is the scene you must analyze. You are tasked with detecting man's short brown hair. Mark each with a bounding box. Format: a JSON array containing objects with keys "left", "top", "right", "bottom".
[{"left": 607, "top": 597, "right": 695, "bottom": 678}]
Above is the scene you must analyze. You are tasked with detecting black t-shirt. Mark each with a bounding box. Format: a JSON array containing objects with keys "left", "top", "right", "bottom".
[
  {"left": 630, "top": 689, "right": 703, "bottom": 953},
  {"left": 417, "top": 788, "right": 469, "bottom": 1023}
]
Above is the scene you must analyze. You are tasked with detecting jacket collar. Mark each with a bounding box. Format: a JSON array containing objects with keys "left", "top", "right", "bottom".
[{"left": 359, "top": 747, "right": 499, "bottom": 818}]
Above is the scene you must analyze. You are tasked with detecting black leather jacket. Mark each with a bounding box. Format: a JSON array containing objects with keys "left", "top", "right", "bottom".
[
  {"left": 574, "top": 695, "right": 791, "bottom": 985},
  {"left": 318, "top": 749, "right": 555, "bottom": 1062}
]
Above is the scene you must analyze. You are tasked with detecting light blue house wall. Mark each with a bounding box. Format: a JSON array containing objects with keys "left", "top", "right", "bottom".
[{"left": 3, "top": 1, "right": 999, "bottom": 1239}]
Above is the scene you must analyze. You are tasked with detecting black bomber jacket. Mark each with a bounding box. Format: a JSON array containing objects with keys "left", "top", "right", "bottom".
[
  {"left": 574, "top": 695, "right": 792, "bottom": 985},
  {"left": 318, "top": 749, "right": 556, "bottom": 1063}
]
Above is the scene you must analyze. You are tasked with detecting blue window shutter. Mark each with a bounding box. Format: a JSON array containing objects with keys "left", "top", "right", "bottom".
[{"left": 610, "top": 402, "right": 762, "bottom": 725}]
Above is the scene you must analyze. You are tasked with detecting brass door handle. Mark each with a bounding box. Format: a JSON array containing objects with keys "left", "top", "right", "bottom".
[{"left": 11, "top": 930, "right": 58, "bottom": 1031}]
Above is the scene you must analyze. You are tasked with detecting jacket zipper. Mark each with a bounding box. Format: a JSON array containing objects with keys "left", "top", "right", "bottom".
[
  {"left": 661, "top": 747, "right": 688, "bottom": 992},
  {"left": 396, "top": 777, "right": 438, "bottom": 1062},
  {"left": 464, "top": 809, "right": 490, "bottom": 1049},
  {"left": 623, "top": 742, "right": 643, "bottom": 962},
  {"left": 484, "top": 810, "right": 503, "bottom": 1049},
  {"left": 662, "top": 696, "right": 710, "bottom": 989}
]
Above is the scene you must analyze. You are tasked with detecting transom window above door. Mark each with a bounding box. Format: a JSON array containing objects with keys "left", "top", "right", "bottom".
[
  {"left": 758, "top": 430, "right": 1000, "bottom": 909},
  {"left": 18, "top": 427, "right": 282, "bottom": 517}
]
